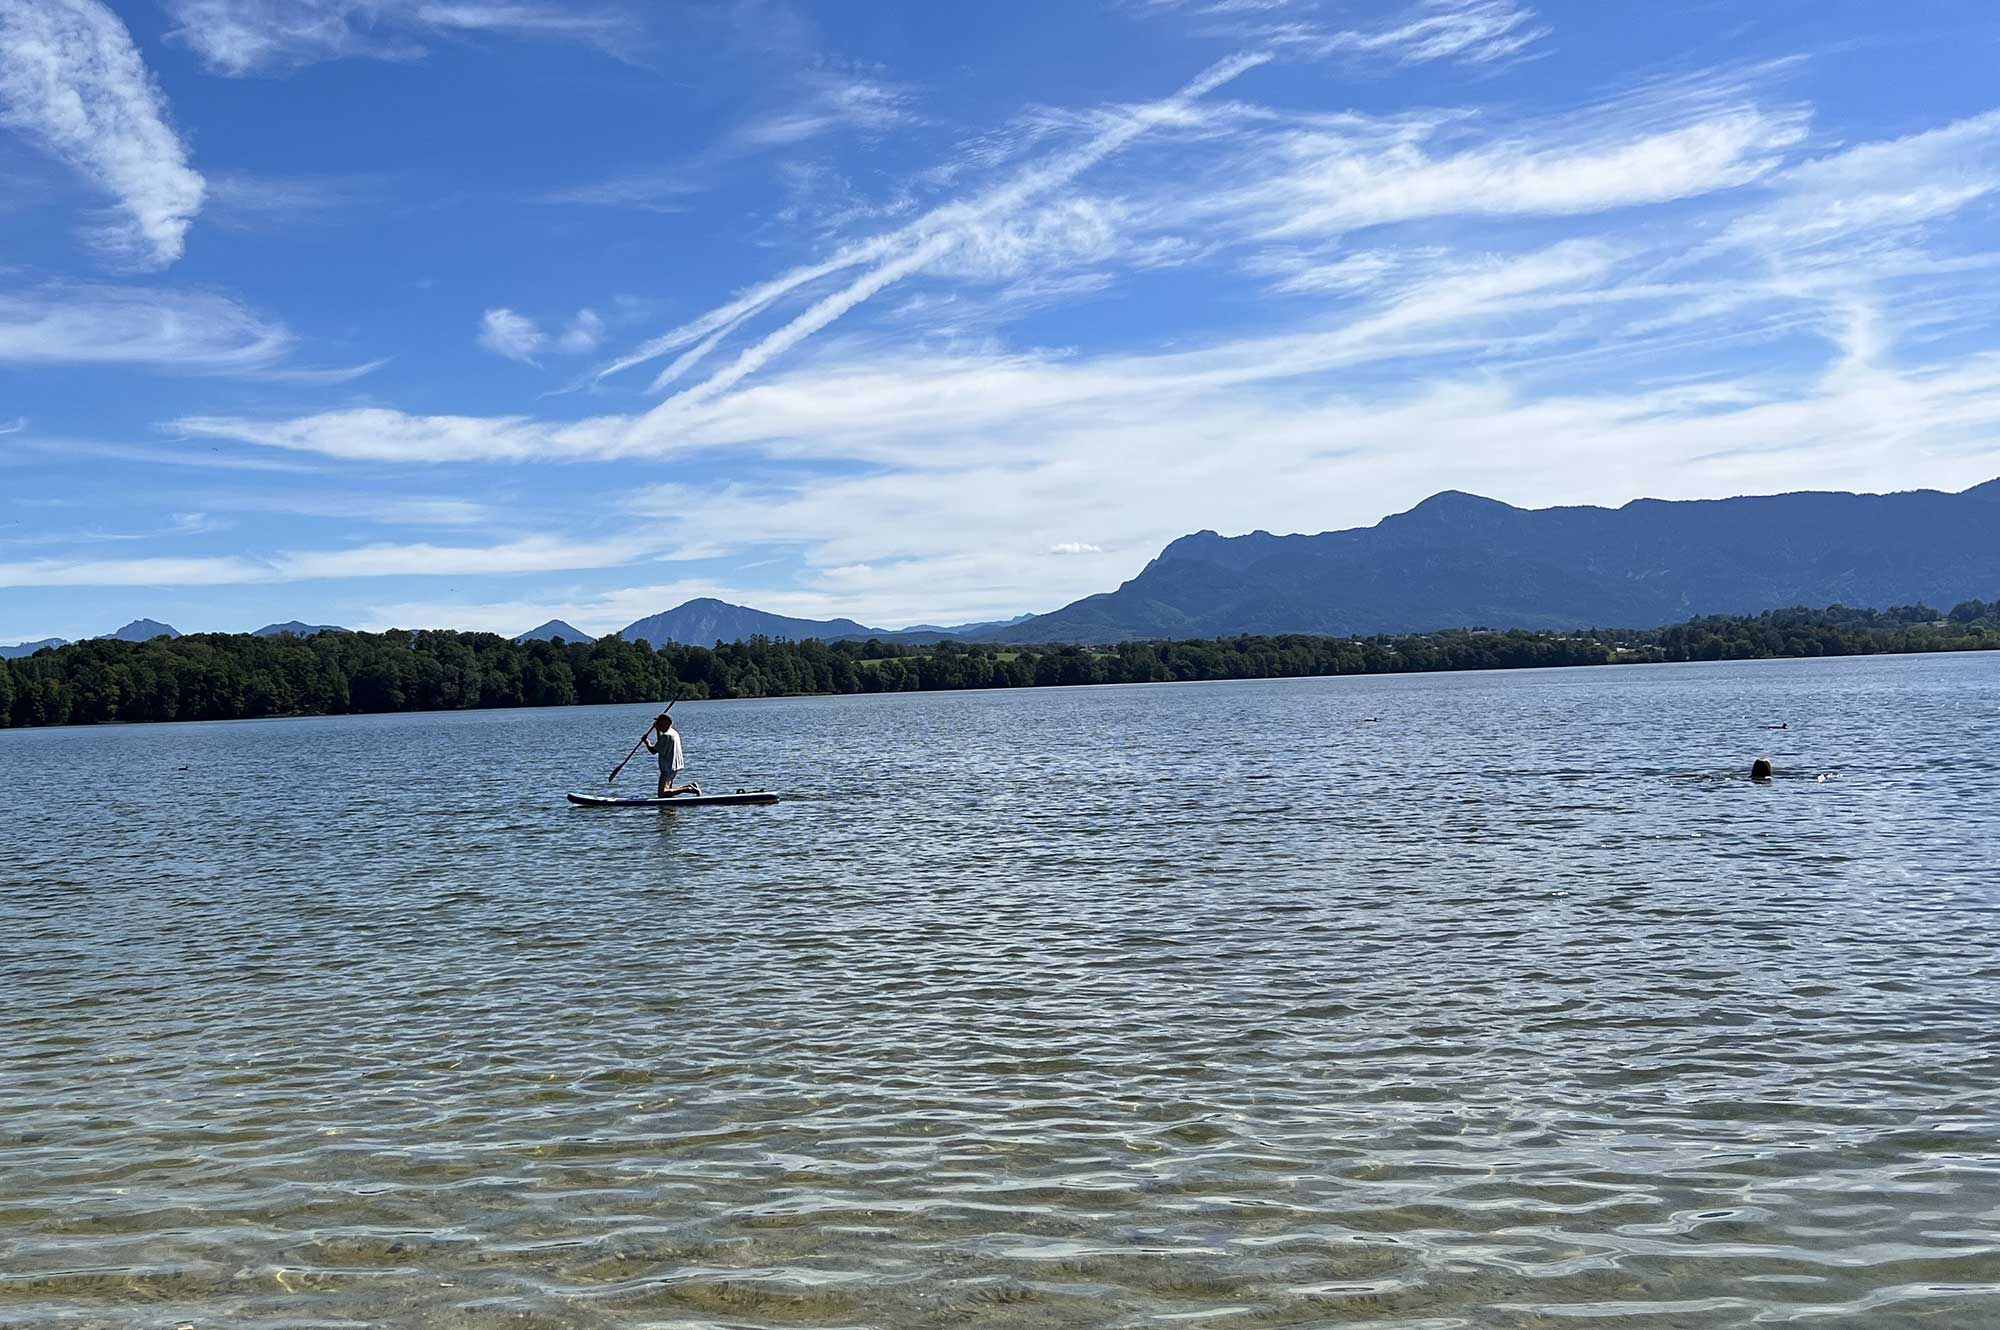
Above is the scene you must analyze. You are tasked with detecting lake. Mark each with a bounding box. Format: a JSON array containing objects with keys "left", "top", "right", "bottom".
[{"left": 3, "top": 653, "right": 1999, "bottom": 1328}]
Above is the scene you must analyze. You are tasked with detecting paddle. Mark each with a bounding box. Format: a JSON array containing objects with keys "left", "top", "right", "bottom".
[{"left": 608, "top": 697, "right": 675, "bottom": 784}]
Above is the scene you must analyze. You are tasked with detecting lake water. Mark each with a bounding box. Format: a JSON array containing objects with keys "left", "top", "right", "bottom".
[{"left": 3, "top": 654, "right": 1999, "bottom": 1328}]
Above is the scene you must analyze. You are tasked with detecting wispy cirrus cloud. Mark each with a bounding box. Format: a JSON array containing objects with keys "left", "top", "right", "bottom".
[
  {"left": 0, "top": 530, "right": 668, "bottom": 588},
  {"left": 0, "top": 0, "right": 205, "bottom": 266},
  {"left": 588, "top": 44, "right": 1791, "bottom": 405},
  {"left": 1219, "top": 107, "right": 1806, "bottom": 243},
  {"left": 1305, "top": 0, "right": 1546, "bottom": 66},
  {"left": 181, "top": 490, "right": 498, "bottom": 526},
  {"left": 1149, "top": 0, "right": 1547, "bottom": 68},
  {"left": 0, "top": 284, "right": 289, "bottom": 369},
  {"left": 205, "top": 171, "right": 382, "bottom": 230},
  {"left": 0, "top": 553, "right": 268, "bottom": 587},
  {"left": 535, "top": 68, "right": 917, "bottom": 215},
  {"left": 164, "top": 0, "right": 633, "bottom": 75},
  {"left": 531, "top": 169, "right": 694, "bottom": 212},
  {"left": 11, "top": 435, "right": 325, "bottom": 472},
  {"left": 0, "top": 282, "right": 377, "bottom": 381},
  {"left": 736, "top": 70, "right": 920, "bottom": 147},
  {"left": 1724, "top": 109, "right": 2000, "bottom": 258},
  {"left": 168, "top": 239, "right": 1628, "bottom": 463},
  {"left": 593, "top": 49, "right": 1273, "bottom": 399}
]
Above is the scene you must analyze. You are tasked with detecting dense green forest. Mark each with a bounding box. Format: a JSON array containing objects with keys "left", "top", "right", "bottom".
[{"left": 3, "top": 600, "right": 1995, "bottom": 729}]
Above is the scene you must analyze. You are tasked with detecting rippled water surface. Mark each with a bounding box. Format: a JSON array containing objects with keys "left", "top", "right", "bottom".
[{"left": 4, "top": 654, "right": 2000, "bottom": 1329}]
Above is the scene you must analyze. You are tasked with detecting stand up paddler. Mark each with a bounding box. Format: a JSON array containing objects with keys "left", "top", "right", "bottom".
[{"left": 643, "top": 711, "right": 701, "bottom": 798}]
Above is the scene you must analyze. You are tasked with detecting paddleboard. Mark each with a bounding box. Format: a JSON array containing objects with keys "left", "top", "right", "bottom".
[{"left": 567, "top": 790, "right": 780, "bottom": 808}]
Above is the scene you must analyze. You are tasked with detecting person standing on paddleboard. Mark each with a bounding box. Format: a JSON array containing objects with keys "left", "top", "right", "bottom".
[{"left": 642, "top": 712, "right": 699, "bottom": 798}]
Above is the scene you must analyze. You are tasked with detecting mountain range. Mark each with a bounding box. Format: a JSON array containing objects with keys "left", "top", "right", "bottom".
[
  {"left": 980, "top": 479, "right": 2000, "bottom": 643},
  {"left": 613, "top": 599, "right": 1029, "bottom": 646},
  {"left": 1, "top": 619, "right": 181, "bottom": 659},
  {"left": 1, "top": 619, "right": 342, "bottom": 658},
  {"left": 9, "top": 480, "right": 1997, "bottom": 654}
]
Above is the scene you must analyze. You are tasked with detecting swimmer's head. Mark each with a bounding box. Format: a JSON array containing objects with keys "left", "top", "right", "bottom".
[{"left": 1751, "top": 756, "right": 1774, "bottom": 781}]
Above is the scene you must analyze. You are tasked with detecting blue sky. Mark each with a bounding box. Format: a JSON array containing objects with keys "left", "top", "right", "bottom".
[{"left": 3, "top": 0, "right": 1999, "bottom": 642}]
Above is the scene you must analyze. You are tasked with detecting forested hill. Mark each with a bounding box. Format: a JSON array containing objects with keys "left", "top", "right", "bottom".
[
  {"left": 2, "top": 601, "right": 1995, "bottom": 729},
  {"left": 980, "top": 479, "right": 2000, "bottom": 642}
]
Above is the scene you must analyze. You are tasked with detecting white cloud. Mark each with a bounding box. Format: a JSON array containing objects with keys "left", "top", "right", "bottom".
[
  {"left": 557, "top": 308, "right": 604, "bottom": 354},
  {"left": 165, "top": 0, "right": 629, "bottom": 75},
  {"left": 0, "top": 531, "right": 669, "bottom": 588},
  {"left": 1220, "top": 108, "right": 1806, "bottom": 242},
  {"left": 0, "top": 553, "right": 266, "bottom": 587},
  {"left": 271, "top": 532, "right": 657, "bottom": 580},
  {"left": 1309, "top": 0, "right": 1546, "bottom": 66},
  {"left": 14, "top": 435, "right": 325, "bottom": 472},
  {"left": 533, "top": 170, "right": 693, "bottom": 211},
  {"left": 205, "top": 171, "right": 379, "bottom": 230},
  {"left": 737, "top": 72, "right": 918, "bottom": 148},
  {"left": 1156, "top": 0, "right": 1548, "bottom": 68},
  {"left": 1246, "top": 247, "right": 1414, "bottom": 294},
  {"left": 480, "top": 306, "right": 608, "bottom": 360},
  {"left": 0, "top": 284, "right": 291, "bottom": 369},
  {"left": 477, "top": 307, "right": 545, "bottom": 362},
  {"left": 933, "top": 196, "right": 1129, "bottom": 281},
  {"left": 171, "top": 406, "right": 585, "bottom": 461},
  {"left": 189, "top": 490, "right": 497, "bottom": 525},
  {"left": 1725, "top": 110, "right": 2000, "bottom": 256},
  {"left": 1049, "top": 541, "right": 1104, "bottom": 555},
  {"left": 0, "top": 0, "right": 205, "bottom": 266}
]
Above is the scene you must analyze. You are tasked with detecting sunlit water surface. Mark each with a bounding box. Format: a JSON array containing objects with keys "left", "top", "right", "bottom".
[{"left": 4, "top": 654, "right": 1999, "bottom": 1329}]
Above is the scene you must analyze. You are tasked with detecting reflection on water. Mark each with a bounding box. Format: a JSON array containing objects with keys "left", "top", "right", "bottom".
[{"left": 3, "top": 654, "right": 1999, "bottom": 1327}]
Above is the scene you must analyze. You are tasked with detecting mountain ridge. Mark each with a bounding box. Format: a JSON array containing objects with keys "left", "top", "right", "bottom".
[
  {"left": 971, "top": 479, "right": 2000, "bottom": 643},
  {"left": 620, "top": 598, "right": 885, "bottom": 647},
  {"left": 254, "top": 621, "right": 346, "bottom": 637}
]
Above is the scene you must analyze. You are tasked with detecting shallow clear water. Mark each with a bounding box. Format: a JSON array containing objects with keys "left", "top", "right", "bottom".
[{"left": 3, "top": 654, "right": 1999, "bottom": 1329}]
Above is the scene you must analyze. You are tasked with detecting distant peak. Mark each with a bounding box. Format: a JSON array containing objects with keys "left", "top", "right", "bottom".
[
  {"left": 514, "top": 618, "right": 593, "bottom": 643},
  {"left": 106, "top": 618, "right": 180, "bottom": 641},
  {"left": 1381, "top": 490, "right": 1524, "bottom": 533},
  {"left": 1405, "top": 489, "right": 1514, "bottom": 514}
]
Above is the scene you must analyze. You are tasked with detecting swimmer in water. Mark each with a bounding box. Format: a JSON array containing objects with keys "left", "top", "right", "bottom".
[{"left": 1751, "top": 756, "right": 1774, "bottom": 782}]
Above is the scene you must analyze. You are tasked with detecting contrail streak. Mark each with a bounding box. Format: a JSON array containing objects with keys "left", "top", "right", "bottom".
[{"left": 621, "top": 50, "right": 1270, "bottom": 422}]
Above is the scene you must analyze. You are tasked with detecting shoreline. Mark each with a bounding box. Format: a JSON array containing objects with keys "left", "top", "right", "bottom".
[{"left": 3, "top": 639, "right": 1992, "bottom": 733}]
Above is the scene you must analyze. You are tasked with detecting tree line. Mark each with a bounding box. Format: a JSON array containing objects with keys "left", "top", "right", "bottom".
[{"left": 2, "top": 599, "right": 1995, "bottom": 729}]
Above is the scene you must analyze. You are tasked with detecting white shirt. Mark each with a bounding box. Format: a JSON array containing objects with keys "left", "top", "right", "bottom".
[{"left": 658, "top": 729, "right": 685, "bottom": 771}]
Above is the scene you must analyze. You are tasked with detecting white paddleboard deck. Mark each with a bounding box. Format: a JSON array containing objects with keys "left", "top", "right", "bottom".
[{"left": 568, "top": 790, "right": 779, "bottom": 808}]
